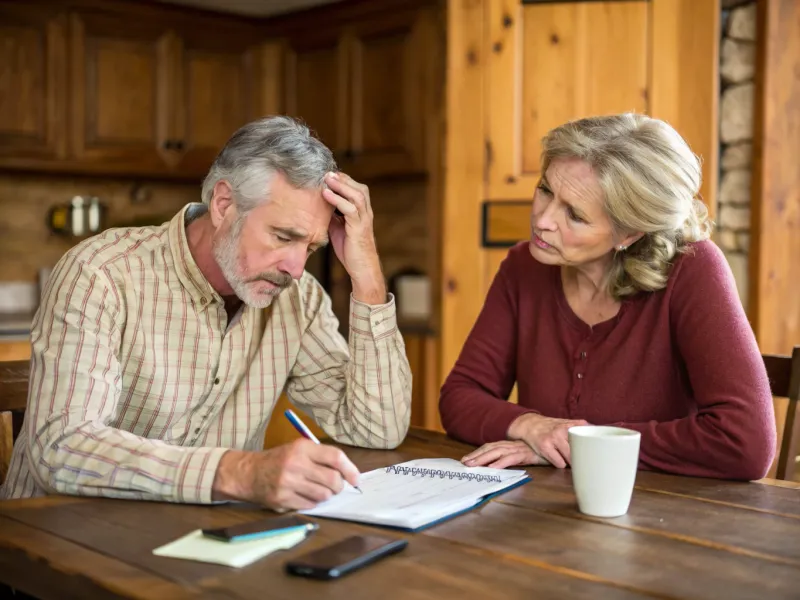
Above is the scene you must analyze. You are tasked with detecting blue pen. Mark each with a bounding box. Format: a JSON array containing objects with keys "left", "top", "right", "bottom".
[{"left": 284, "top": 409, "right": 363, "bottom": 494}]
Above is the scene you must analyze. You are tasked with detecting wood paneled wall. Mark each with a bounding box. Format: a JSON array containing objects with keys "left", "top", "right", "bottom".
[{"left": 750, "top": 0, "right": 800, "bottom": 356}]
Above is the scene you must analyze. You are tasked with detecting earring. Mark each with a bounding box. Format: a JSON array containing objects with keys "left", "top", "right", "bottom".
[{"left": 617, "top": 245, "right": 627, "bottom": 251}]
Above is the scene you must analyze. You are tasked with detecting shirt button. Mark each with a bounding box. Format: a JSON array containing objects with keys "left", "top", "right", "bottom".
[
  {"left": 577, "top": 373, "right": 584, "bottom": 379},
  {"left": 581, "top": 351, "right": 587, "bottom": 359},
  {"left": 214, "top": 377, "right": 220, "bottom": 385},
  {"left": 200, "top": 297, "right": 207, "bottom": 305},
  {"left": 194, "top": 427, "right": 201, "bottom": 434}
]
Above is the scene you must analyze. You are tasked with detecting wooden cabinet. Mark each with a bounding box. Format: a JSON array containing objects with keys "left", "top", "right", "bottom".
[
  {"left": 70, "top": 12, "right": 262, "bottom": 178},
  {"left": 69, "top": 12, "right": 175, "bottom": 174},
  {"left": 172, "top": 30, "right": 262, "bottom": 175},
  {"left": 284, "top": 6, "right": 437, "bottom": 180},
  {"left": 0, "top": 4, "right": 67, "bottom": 165},
  {"left": 0, "top": 2, "right": 266, "bottom": 179},
  {"left": 485, "top": 0, "right": 649, "bottom": 199},
  {"left": 285, "top": 32, "right": 348, "bottom": 155}
]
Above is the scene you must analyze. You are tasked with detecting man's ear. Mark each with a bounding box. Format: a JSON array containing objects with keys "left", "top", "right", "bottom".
[{"left": 208, "top": 181, "right": 235, "bottom": 227}]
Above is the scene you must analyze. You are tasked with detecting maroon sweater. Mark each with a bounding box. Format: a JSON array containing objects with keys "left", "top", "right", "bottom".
[{"left": 439, "top": 241, "right": 776, "bottom": 480}]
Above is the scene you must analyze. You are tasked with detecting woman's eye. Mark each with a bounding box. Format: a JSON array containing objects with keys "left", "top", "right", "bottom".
[
  {"left": 567, "top": 207, "right": 585, "bottom": 223},
  {"left": 537, "top": 184, "right": 552, "bottom": 195}
]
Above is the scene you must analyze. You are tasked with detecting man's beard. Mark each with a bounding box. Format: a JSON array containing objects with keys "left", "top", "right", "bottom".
[{"left": 212, "top": 216, "right": 293, "bottom": 308}]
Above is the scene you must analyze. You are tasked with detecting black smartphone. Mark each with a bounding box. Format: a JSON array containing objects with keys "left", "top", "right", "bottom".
[
  {"left": 201, "top": 516, "right": 317, "bottom": 543},
  {"left": 285, "top": 535, "right": 408, "bottom": 580}
]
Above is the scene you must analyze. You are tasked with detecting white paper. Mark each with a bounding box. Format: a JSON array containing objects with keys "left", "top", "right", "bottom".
[
  {"left": 301, "top": 458, "right": 528, "bottom": 530},
  {"left": 152, "top": 528, "right": 309, "bottom": 568}
]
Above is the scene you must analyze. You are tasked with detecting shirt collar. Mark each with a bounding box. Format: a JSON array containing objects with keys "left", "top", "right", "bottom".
[{"left": 168, "top": 203, "right": 221, "bottom": 313}]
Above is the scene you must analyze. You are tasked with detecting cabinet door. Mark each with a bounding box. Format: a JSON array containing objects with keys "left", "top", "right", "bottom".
[
  {"left": 485, "top": 0, "right": 649, "bottom": 199},
  {"left": 172, "top": 30, "right": 260, "bottom": 176},
  {"left": 69, "top": 12, "right": 174, "bottom": 175},
  {"left": 284, "top": 32, "right": 348, "bottom": 155},
  {"left": 345, "top": 8, "right": 433, "bottom": 178},
  {"left": 0, "top": 5, "right": 67, "bottom": 164}
]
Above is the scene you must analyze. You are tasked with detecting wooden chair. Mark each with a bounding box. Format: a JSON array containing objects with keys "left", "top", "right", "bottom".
[
  {"left": 763, "top": 347, "right": 800, "bottom": 481},
  {"left": 0, "top": 360, "right": 30, "bottom": 485}
]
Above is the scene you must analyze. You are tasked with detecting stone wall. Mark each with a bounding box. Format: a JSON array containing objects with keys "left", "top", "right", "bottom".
[{"left": 717, "top": 0, "right": 757, "bottom": 310}]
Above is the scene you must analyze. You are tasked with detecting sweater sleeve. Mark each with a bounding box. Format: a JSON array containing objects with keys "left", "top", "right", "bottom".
[
  {"left": 439, "top": 247, "right": 537, "bottom": 445},
  {"left": 616, "top": 242, "right": 776, "bottom": 480}
]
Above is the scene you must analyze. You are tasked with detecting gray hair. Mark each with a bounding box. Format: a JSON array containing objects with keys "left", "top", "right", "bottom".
[
  {"left": 541, "top": 113, "right": 712, "bottom": 299},
  {"left": 201, "top": 116, "right": 337, "bottom": 213}
]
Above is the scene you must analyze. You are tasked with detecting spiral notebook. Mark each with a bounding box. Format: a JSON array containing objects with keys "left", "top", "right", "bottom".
[{"left": 300, "top": 458, "right": 531, "bottom": 532}]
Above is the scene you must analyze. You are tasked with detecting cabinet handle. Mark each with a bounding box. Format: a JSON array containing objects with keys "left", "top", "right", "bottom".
[{"left": 162, "top": 140, "right": 186, "bottom": 151}]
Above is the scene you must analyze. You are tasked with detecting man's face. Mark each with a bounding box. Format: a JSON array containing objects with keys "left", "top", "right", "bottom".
[{"left": 212, "top": 172, "right": 334, "bottom": 308}]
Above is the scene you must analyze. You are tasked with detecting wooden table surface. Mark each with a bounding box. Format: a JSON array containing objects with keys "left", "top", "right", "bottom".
[{"left": 0, "top": 428, "right": 799, "bottom": 599}]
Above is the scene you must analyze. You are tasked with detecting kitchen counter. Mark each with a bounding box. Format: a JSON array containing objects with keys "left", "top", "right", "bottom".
[{"left": 0, "top": 311, "right": 33, "bottom": 341}]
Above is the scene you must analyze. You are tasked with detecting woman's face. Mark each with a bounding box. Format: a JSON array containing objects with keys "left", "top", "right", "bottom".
[{"left": 529, "top": 158, "right": 620, "bottom": 269}]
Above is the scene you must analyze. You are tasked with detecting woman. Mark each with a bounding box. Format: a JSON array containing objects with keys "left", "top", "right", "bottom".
[{"left": 439, "top": 113, "right": 776, "bottom": 480}]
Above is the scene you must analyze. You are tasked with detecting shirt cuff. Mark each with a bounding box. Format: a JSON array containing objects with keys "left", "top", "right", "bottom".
[
  {"left": 349, "top": 293, "right": 398, "bottom": 340},
  {"left": 173, "top": 446, "right": 228, "bottom": 504}
]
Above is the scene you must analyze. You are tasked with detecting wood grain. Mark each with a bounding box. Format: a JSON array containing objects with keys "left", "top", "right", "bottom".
[
  {"left": 486, "top": 0, "right": 648, "bottom": 200},
  {"left": 750, "top": 0, "right": 800, "bottom": 356},
  {"left": 440, "top": 0, "right": 487, "bottom": 385},
  {"left": 650, "top": 0, "right": 720, "bottom": 218},
  {"left": 1, "top": 429, "right": 798, "bottom": 599}
]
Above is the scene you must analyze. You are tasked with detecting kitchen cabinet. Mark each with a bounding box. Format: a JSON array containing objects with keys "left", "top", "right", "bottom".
[
  {"left": 283, "top": 6, "right": 438, "bottom": 180},
  {"left": 69, "top": 12, "right": 175, "bottom": 174},
  {"left": 70, "top": 11, "right": 263, "bottom": 178},
  {"left": 485, "top": 0, "right": 649, "bottom": 200},
  {"left": 0, "top": 1, "right": 268, "bottom": 179},
  {"left": 0, "top": 4, "right": 67, "bottom": 165}
]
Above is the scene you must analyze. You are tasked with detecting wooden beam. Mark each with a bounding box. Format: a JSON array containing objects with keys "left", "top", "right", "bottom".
[
  {"left": 749, "top": 0, "right": 800, "bottom": 355},
  {"left": 650, "top": 0, "right": 720, "bottom": 218},
  {"left": 440, "top": 0, "right": 487, "bottom": 385}
]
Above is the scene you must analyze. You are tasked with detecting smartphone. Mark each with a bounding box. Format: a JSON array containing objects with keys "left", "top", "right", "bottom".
[
  {"left": 202, "top": 516, "right": 317, "bottom": 543},
  {"left": 285, "top": 535, "right": 407, "bottom": 580}
]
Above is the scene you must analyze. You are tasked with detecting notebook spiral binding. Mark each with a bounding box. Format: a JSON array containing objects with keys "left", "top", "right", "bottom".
[{"left": 385, "top": 465, "right": 502, "bottom": 483}]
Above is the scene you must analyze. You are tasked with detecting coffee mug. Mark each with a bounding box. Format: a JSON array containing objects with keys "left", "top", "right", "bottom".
[{"left": 568, "top": 425, "right": 641, "bottom": 517}]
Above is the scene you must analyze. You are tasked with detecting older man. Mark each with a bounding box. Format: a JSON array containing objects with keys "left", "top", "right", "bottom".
[{"left": 0, "top": 116, "right": 411, "bottom": 510}]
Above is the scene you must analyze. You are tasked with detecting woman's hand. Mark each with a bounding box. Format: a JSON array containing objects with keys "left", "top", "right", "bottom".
[
  {"left": 505, "top": 413, "right": 590, "bottom": 468},
  {"left": 461, "top": 440, "right": 544, "bottom": 469}
]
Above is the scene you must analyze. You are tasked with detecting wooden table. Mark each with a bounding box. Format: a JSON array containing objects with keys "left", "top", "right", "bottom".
[{"left": 1, "top": 428, "right": 799, "bottom": 599}]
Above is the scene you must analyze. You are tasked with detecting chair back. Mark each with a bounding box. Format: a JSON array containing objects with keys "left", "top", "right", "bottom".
[
  {"left": 0, "top": 360, "right": 30, "bottom": 485},
  {"left": 763, "top": 347, "right": 800, "bottom": 480}
]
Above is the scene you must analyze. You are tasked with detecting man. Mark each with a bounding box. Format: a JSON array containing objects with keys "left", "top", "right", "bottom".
[{"left": 0, "top": 116, "right": 411, "bottom": 510}]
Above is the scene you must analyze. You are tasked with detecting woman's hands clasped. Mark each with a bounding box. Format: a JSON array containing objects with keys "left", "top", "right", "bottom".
[{"left": 461, "top": 413, "right": 589, "bottom": 469}]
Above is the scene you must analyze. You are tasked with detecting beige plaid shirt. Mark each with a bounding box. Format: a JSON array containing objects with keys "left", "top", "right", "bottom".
[{"left": 1, "top": 204, "right": 411, "bottom": 503}]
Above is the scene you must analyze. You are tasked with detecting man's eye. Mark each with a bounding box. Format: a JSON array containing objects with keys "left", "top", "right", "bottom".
[{"left": 276, "top": 234, "right": 291, "bottom": 243}]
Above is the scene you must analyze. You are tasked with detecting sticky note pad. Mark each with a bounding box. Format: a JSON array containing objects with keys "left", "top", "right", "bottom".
[{"left": 153, "top": 527, "right": 309, "bottom": 568}]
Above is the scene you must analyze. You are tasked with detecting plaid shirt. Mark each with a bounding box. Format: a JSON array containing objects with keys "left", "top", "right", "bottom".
[{"left": 1, "top": 204, "right": 411, "bottom": 503}]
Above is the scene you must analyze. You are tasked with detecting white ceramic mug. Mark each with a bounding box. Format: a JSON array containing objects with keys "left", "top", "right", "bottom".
[{"left": 568, "top": 425, "right": 641, "bottom": 518}]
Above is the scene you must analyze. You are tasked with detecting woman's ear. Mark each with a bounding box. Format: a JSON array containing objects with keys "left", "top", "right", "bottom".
[
  {"left": 209, "top": 181, "right": 235, "bottom": 227},
  {"left": 617, "top": 231, "right": 645, "bottom": 251}
]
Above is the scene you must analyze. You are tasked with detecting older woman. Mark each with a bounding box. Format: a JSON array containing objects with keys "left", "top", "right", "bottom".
[{"left": 439, "top": 113, "right": 776, "bottom": 481}]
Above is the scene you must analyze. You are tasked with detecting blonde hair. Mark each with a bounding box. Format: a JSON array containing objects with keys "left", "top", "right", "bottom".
[{"left": 541, "top": 113, "right": 712, "bottom": 299}]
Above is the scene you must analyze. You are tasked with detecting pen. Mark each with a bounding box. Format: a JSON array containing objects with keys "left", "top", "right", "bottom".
[{"left": 284, "top": 409, "right": 363, "bottom": 494}]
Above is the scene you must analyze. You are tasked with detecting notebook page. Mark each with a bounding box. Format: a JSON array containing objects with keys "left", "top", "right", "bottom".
[{"left": 301, "top": 458, "right": 527, "bottom": 529}]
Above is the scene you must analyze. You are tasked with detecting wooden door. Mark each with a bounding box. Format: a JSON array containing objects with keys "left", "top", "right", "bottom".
[
  {"left": 344, "top": 8, "right": 432, "bottom": 178},
  {"left": 172, "top": 29, "right": 260, "bottom": 176},
  {"left": 485, "top": 0, "right": 649, "bottom": 200},
  {"left": 69, "top": 12, "right": 174, "bottom": 175},
  {"left": 284, "top": 32, "right": 348, "bottom": 156},
  {"left": 0, "top": 4, "right": 67, "bottom": 165}
]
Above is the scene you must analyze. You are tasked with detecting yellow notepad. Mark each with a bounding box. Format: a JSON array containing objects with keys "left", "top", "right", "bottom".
[{"left": 153, "top": 527, "right": 309, "bottom": 568}]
